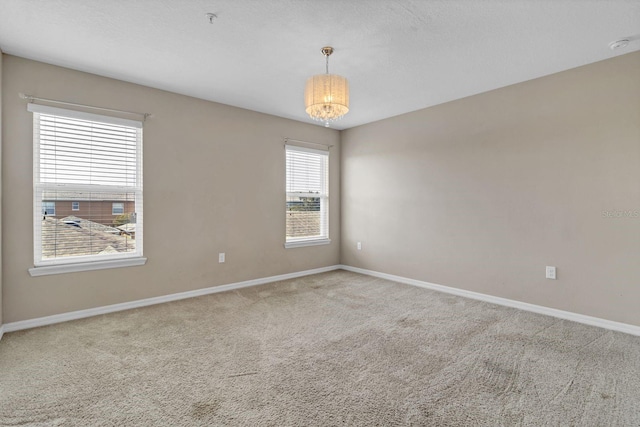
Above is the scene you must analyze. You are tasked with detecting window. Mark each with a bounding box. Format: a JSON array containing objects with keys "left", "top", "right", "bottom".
[
  {"left": 42, "top": 201, "right": 56, "bottom": 216},
  {"left": 29, "top": 103, "right": 144, "bottom": 272},
  {"left": 112, "top": 202, "right": 124, "bottom": 215},
  {"left": 285, "top": 144, "right": 329, "bottom": 248}
]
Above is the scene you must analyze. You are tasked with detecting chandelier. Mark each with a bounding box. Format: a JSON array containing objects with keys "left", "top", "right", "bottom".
[{"left": 304, "top": 47, "right": 349, "bottom": 127}]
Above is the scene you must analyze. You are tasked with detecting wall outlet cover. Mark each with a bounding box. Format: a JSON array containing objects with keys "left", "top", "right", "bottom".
[{"left": 546, "top": 266, "right": 556, "bottom": 279}]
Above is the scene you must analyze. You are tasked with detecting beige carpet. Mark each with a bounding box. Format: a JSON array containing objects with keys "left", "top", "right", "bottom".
[{"left": 1, "top": 270, "right": 639, "bottom": 426}]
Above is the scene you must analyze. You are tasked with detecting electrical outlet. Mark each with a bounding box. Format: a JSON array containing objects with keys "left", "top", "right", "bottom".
[
  {"left": 546, "top": 266, "right": 556, "bottom": 280},
  {"left": 357, "top": 242, "right": 362, "bottom": 250},
  {"left": 219, "top": 253, "right": 225, "bottom": 263}
]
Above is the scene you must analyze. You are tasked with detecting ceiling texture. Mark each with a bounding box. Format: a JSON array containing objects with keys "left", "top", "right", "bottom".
[{"left": 0, "top": 0, "right": 639, "bottom": 130}]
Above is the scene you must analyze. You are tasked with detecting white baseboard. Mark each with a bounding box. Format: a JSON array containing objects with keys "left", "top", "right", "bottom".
[
  {"left": 340, "top": 265, "right": 640, "bottom": 337},
  {"left": 5, "top": 264, "right": 638, "bottom": 338},
  {"left": 3, "top": 265, "right": 341, "bottom": 334}
]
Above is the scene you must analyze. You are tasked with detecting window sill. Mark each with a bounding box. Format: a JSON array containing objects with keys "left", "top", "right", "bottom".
[
  {"left": 284, "top": 238, "right": 331, "bottom": 249},
  {"left": 29, "top": 257, "right": 147, "bottom": 277}
]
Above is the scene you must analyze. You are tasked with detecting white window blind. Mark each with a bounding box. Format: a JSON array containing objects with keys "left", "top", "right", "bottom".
[
  {"left": 29, "top": 103, "right": 143, "bottom": 267},
  {"left": 285, "top": 145, "right": 329, "bottom": 247}
]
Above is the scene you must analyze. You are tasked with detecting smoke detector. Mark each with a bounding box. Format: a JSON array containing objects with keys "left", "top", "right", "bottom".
[{"left": 609, "top": 39, "right": 630, "bottom": 50}]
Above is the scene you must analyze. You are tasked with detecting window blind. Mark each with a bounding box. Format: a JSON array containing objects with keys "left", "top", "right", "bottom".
[
  {"left": 29, "top": 104, "right": 143, "bottom": 266},
  {"left": 285, "top": 145, "right": 329, "bottom": 245}
]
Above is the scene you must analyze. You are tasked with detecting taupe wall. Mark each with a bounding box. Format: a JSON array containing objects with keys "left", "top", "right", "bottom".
[
  {"left": 3, "top": 52, "right": 639, "bottom": 328},
  {"left": 2, "top": 55, "right": 340, "bottom": 323},
  {"left": 341, "top": 52, "right": 640, "bottom": 326}
]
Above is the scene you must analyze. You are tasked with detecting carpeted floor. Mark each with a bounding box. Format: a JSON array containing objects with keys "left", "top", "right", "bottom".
[{"left": 1, "top": 270, "right": 639, "bottom": 426}]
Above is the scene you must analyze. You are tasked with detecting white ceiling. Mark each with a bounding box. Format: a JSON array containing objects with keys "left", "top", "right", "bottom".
[{"left": 0, "top": 1, "right": 639, "bottom": 130}]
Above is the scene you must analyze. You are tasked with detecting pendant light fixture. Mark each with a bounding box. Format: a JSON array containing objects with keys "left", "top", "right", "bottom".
[{"left": 304, "top": 47, "right": 349, "bottom": 127}]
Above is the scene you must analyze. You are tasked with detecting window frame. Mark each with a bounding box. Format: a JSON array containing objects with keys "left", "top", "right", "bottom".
[
  {"left": 42, "top": 201, "right": 56, "bottom": 216},
  {"left": 28, "top": 103, "right": 146, "bottom": 276},
  {"left": 112, "top": 202, "right": 125, "bottom": 215},
  {"left": 284, "top": 144, "right": 330, "bottom": 248},
  {"left": 71, "top": 201, "right": 80, "bottom": 211}
]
